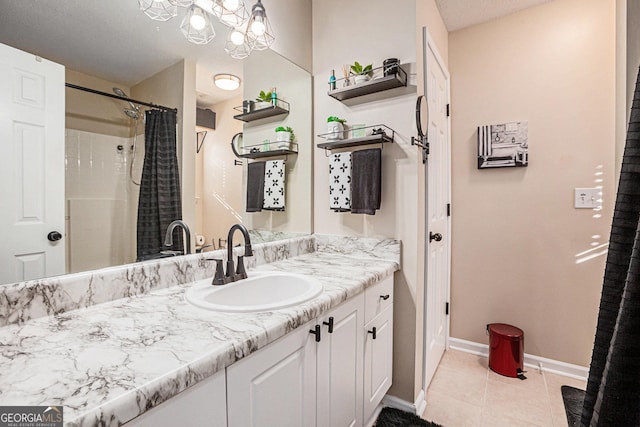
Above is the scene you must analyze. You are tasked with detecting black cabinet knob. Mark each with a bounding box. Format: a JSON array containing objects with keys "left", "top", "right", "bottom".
[
  {"left": 309, "top": 325, "right": 321, "bottom": 342},
  {"left": 47, "top": 231, "right": 62, "bottom": 242},
  {"left": 323, "top": 317, "right": 334, "bottom": 333},
  {"left": 368, "top": 327, "right": 377, "bottom": 340},
  {"left": 429, "top": 232, "right": 442, "bottom": 242},
  {"left": 379, "top": 294, "right": 390, "bottom": 301}
]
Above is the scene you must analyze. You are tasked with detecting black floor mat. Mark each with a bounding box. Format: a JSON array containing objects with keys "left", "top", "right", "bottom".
[
  {"left": 375, "top": 407, "right": 442, "bottom": 427},
  {"left": 561, "top": 385, "right": 585, "bottom": 427}
]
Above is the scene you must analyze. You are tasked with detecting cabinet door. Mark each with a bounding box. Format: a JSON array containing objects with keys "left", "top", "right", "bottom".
[
  {"left": 363, "top": 305, "right": 393, "bottom": 420},
  {"left": 227, "top": 319, "right": 317, "bottom": 427},
  {"left": 124, "top": 369, "right": 226, "bottom": 426},
  {"left": 317, "top": 294, "right": 364, "bottom": 427}
]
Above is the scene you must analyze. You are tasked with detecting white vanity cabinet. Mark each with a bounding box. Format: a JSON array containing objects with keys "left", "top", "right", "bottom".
[
  {"left": 363, "top": 275, "right": 394, "bottom": 425},
  {"left": 316, "top": 294, "right": 365, "bottom": 427},
  {"left": 123, "top": 369, "right": 227, "bottom": 427},
  {"left": 226, "top": 318, "right": 318, "bottom": 427}
]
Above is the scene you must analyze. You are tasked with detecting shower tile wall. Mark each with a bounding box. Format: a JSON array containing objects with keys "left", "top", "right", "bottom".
[{"left": 65, "top": 129, "right": 132, "bottom": 273}]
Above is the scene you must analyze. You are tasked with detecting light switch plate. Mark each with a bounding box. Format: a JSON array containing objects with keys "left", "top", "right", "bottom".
[{"left": 575, "top": 188, "right": 602, "bottom": 209}]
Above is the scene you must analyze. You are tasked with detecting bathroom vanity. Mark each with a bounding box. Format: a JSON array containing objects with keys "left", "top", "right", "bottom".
[{"left": 0, "top": 234, "right": 399, "bottom": 427}]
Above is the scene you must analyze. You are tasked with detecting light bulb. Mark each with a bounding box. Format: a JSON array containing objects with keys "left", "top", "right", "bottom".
[
  {"left": 190, "top": 12, "right": 206, "bottom": 30},
  {"left": 251, "top": 19, "right": 265, "bottom": 36},
  {"left": 230, "top": 29, "right": 245, "bottom": 45},
  {"left": 223, "top": 0, "right": 239, "bottom": 10}
]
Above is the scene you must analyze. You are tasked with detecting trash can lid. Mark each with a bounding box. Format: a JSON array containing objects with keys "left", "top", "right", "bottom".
[{"left": 488, "top": 323, "right": 523, "bottom": 338}]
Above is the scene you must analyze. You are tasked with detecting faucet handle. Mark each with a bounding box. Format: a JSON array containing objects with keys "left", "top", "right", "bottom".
[
  {"left": 235, "top": 256, "right": 248, "bottom": 280},
  {"left": 206, "top": 258, "right": 228, "bottom": 286}
]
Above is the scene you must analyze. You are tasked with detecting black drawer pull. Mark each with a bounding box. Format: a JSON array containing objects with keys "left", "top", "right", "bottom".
[
  {"left": 323, "top": 317, "right": 334, "bottom": 333},
  {"left": 368, "top": 327, "right": 377, "bottom": 340},
  {"left": 309, "top": 325, "right": 321, "bottom": 342},
  {"left": 379, "top": 294, "right": 390, "bottom": 301}
]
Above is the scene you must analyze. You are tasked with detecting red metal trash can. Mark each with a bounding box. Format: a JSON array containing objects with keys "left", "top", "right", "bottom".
[{"left": 487, "top": 323, "right": 525, "bottom": 379}]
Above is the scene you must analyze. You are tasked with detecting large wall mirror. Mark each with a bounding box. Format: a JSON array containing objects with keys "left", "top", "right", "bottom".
[{"left": 0, "top": 0, "right": 312, "bottom": 286}]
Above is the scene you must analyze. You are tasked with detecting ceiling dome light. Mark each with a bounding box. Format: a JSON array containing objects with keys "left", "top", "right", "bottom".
[{"left": 214, "top": 74, "right": 241, "bottom": 90}]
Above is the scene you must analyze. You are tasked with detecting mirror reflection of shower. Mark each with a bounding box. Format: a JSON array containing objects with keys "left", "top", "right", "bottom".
[{"left": 113, "top": 87, "right": 142, "bottom": 186}]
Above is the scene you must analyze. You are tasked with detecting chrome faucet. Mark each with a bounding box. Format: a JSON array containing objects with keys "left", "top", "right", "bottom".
[
  {"left": 164, "top": 220, "right": 191, "bottom": 255},
  {"left": 211, "top": 223, "right": 253, "bottom": 285}
]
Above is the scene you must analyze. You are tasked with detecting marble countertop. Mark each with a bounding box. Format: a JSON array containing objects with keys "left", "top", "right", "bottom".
[{"left": 0, "top": 236, "right": 399, "bottom": 426}]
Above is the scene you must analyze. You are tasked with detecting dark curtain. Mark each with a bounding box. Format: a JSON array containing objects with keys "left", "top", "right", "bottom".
[
  {"left": 136, "top": 109, "right": 183, "bottom": 260},
  {"left": 580, "top": 68, "right": 640, "bottom": 426}
]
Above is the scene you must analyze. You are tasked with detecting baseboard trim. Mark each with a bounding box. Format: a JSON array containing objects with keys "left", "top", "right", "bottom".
[
  {"left": 382, "top": 389, "right": 426, "bottom": 416},
  {"left": 448, "top": 337, "right": 589, "bottom": 381}
]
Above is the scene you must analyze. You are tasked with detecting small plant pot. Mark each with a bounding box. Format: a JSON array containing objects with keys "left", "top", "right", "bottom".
[
  {"left": 275, "top": 131, "right": 292, "bottom": 143},
  {"left": 277, "top": 141, "right": 291, "bottom": 150},
  {"left": 327, "top": 122, "right": 344, "bottom": 140},
  {"left": 354, "top": 75, "right": 370, "bottom": 84},
  {"left": 255, "top": 101, "right": 272, "bottom": 110}
]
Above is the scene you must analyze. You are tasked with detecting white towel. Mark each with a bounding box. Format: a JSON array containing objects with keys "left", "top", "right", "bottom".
[
  {"left": 329, "top": 152, "right": 351, "bottom": 211},
  {"left": 263, "top": 160, "right": 285, "bottom": 210}
]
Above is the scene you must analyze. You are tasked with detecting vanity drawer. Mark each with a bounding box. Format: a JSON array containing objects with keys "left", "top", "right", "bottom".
[{"left": 364, "top": 274, "right": 394, "bottom": 324}]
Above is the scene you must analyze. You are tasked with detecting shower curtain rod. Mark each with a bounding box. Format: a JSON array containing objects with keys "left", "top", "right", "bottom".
[{"left": 65, "top": 83, "right": 178, "bottom": 113}]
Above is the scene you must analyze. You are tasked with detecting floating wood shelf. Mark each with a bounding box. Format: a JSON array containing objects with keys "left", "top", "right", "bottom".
[
  {"left": 316, "top": 125, "right": 395, "bottom": 153},
  {"left": 328, "top": 66, "right": 408, "bottom": 102},
  {"left": 233, "top": 99, "right": 290, "bottom": 122},
  {"left": 238, "top": 142, "right": 298, "bottom": 159}
]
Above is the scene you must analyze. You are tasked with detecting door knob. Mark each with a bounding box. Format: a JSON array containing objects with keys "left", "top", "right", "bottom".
[
  {"left": 47, "top": 231, "right": 62, "bottom": 242},
  {"left": 429, "top": 232, "right": 442, "bottom": 242}
]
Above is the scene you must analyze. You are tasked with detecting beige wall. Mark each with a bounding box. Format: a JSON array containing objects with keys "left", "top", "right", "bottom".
[
  {"left": 268, "top": 0, "right": 313, "bottom": 72},
  {"left": 312, "top": 0, "right": 419, "bottom": 403},
  {"left": 131, "top": 60, "right": 197, "bottom": 253},
  {"left": 65, "top": 69, "right": 132, "bottom": 138},
  {"left": 200, "top": 96, "right": 244, "bottom": 247},
  {"left": 448, "top": 0, "right": 615, "bottom": 366},
  {"left": 415, "top": 0, "right": 449, "bottom": 401}
]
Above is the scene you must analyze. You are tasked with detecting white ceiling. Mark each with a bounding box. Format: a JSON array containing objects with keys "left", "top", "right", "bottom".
[
  {"left": 0, "top": 0, "right": 243, "bottom": 105},
  {"left": 435, "top": 0, "right": 554, "bottom": 32},
  {"left": 0, "top": 0, "right": 553, "bottom": 106}
]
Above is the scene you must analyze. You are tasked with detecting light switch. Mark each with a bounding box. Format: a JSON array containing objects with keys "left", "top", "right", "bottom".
[{"left": 575, "top": 188, "right": 602, "bottom": 209}]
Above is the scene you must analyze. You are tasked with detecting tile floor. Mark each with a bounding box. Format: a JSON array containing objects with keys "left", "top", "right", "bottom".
[{"left": 422, "top": 349, "right": 587, "bottom": 427}]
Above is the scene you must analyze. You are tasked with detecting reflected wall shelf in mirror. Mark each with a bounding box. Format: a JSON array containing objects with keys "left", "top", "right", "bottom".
[
  {"left": 328, "top": 65, "right": 408, "bottom": 102},
  {"left": 237, "top": 142, "right": 298, "bottom": 159},
  {"left": 233, "top": 99, "right": 290, "bottom": 122},
  {"left": 317, "top": 125, "right": 394, "bottom": 153}
]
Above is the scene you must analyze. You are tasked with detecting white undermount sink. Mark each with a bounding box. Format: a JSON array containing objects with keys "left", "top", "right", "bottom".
[{"left": 185, "top": 271, "right": 324, "bottom": 313}]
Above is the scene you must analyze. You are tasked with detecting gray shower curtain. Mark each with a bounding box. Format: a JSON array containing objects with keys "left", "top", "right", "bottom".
[
  {"left": 580, "top": 68, "right": 640, "bottom": 426},
  {"left": 136, "top": 109, "right": 183, "bottom": 260}
]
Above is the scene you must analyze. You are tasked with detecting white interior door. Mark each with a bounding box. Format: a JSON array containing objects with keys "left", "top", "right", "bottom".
[
  {"left": 423, "top": 27, "right": 451, "bottom": 388},
  {"left": 0, "top": 43, "right": 65, "bottom": 283}
]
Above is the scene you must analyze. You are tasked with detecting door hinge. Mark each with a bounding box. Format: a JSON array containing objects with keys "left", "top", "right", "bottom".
[
  {"left": 445, "top": 302, "right": 450, "bottom": 315},
  {"left": 446, "top": 104, "right": 450, "bottom": 117},
  {"left": 447, "top": 203, "right": 451, "bottom": 217}
]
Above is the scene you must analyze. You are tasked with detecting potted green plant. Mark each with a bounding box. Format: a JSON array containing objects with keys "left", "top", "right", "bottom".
[
  {"left": 275, "top": 126, "right": 295, "bottom": 149},
  {"left": 327, "top": 116, "right": 347, "bottom": 140},
  {"left": 255, "top": 90, "right": 273, "bottom": 110},
  {"left": 350, "top": 61, "right": 373, "bottom": 84}
]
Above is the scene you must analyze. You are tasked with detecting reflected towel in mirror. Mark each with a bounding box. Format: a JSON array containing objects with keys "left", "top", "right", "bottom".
[
  {"left": 329, "top": 152, "right": 351, "bottom": 212},
  {"left": 246, "top": 161, "right": 266, "bottom": 212},
  {"left": 263, "top": 160, "right": 285, "bottom": 211}
]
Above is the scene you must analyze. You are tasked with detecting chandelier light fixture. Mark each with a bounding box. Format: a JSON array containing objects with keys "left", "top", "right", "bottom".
[{"left": 137, "top": 0, "right": 275, "bottom": 59}]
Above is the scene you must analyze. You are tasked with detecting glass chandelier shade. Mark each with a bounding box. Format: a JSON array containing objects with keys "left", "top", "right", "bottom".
[
  {"left": 212, "top": 0, "right": 250, "bottom": 28},
  {"left": 138, "top": 0, "right": 178, "bottom": 21},
  {"left": 180, "top": 5, "right": 216, "bottom": 44},
  {"left": 224, "top": 27, "right": 252, "bottom": 59},
  {"left": 245, "top": 0, "right": 274, "bottom": 51}
]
